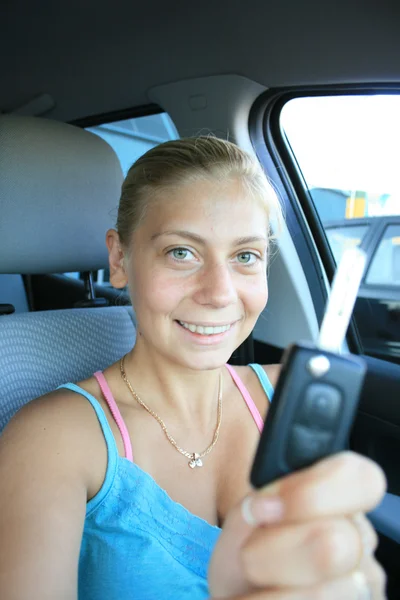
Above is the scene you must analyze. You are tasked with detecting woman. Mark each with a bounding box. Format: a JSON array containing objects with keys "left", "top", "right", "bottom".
[{"left": 0, "top": 137, "right": 386, "bottom": 599}]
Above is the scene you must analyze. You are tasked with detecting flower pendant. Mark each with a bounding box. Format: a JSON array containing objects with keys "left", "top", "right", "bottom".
[{"left": 188, "top": 453, "right": 203, "bottom": 468}]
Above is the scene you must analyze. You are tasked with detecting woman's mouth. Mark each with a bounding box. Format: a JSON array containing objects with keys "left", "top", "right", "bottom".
[{"left": 177, "top": 320, "right": 234, "bottom": 336}]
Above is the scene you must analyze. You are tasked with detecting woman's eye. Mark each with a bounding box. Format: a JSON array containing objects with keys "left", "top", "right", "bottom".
[
  {"left": 236, "top": 252, "right": 257, "bottom": 265},
  {"left": 169, "top": 248, "right": 194, "bottom": 261}
]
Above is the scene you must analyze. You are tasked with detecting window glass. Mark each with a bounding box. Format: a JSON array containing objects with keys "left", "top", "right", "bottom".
[
  {"left": 366, "top": 225, "right": 400, "bottom": 286},
  {"left": 281, "top": 96, "right": 400, "bottom": 222},
  {"left": 325, "top": 224, "right": 369, "bottom": 265},
  {"left": 280, "top": 95, "right": 400, "bottom": 364},
  {"left": 88, "top": 112, "right": 178, "bottom": 176}
]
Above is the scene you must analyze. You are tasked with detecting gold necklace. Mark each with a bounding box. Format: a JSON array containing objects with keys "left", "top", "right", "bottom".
[{"left": 120, "top": 356, "right": 223, "bottom": 469}]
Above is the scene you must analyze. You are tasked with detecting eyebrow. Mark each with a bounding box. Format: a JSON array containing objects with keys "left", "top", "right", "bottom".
[{"left": 151, "top": 230, "right": 268, "bottom": 245}]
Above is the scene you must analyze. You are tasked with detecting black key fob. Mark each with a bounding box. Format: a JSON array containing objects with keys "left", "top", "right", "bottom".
[
  {"left": 251, "top": 246, "right": 368, "bottom": 489},
  {"left": 250, "top": 342, "right": 366, "bottom": 488}
]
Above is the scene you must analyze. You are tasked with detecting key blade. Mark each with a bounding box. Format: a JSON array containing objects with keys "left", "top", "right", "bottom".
[{"left": 318, "top": 247, "right": 367, "bottom": 353}]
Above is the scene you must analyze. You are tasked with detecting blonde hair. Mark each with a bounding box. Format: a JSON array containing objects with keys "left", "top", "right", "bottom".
[{"left": 117, "top": 136, "right": 283, "bottom": 252}]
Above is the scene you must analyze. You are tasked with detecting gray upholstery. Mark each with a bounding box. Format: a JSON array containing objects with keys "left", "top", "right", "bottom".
[
  {"left": 0, "top": 115, "right": 123, "bottom": 274},
  {"left": 0, "top": 307, "right": 136, "bottom": 433},
  {"left": 0, "top": 115, "right": 135, "bottom": 435}
]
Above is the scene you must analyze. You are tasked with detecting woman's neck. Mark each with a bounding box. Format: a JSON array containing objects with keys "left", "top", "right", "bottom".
[{"left": 121, "top": 341, "right": 226, "bottom": 432}]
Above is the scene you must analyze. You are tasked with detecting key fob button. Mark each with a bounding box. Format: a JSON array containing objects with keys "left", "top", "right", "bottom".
[
  {"left": 296, "top": 383, "right": 342, "bottom": 430},
  {"left": 286, "top": 424, "right": 333, "bottom": 469}
]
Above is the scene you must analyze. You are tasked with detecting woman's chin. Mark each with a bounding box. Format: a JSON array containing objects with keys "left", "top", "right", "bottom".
[{"left": 173, "top": 346, "right": 237, "bottom": 372}]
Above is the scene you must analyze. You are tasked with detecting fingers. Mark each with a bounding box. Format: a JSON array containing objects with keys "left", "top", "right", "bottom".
[
  {"left": 254, "top": 451, "right": 387, "bottom": 523},
  {"left": 241, "top": 515, "right": 378, "bottom": 588},
  {"left": 224, "top": 558, "right": 386, "bottom": 599},
  {"left": 352, "top": 513, "right": 379, "bottom": 561},
  {"left": 209, "top": 453, "right": 386, "bottom": 599},
  {"left": 360, "top": 555, "right": 387, "bottom": 599}
]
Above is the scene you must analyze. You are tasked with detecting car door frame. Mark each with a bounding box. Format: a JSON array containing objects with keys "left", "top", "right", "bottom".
[{"left": 249, "top": 85, "right": 400, "bottom": 598}]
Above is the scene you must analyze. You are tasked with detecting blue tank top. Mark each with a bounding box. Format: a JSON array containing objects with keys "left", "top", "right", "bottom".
[{"left": 58, "top": 364, "right": 274, "bottom": 600}]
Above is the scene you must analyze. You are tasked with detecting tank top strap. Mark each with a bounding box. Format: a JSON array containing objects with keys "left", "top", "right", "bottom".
[
  {"left": 248, "top": 363, "right": 275, "bottom": 402},
  {"left": 224, "top": 364, "right": 264, "bottom": 433},
  {"left": 57, "top": 382, "right": 119, "bottom": 508},
  {"left": 94, "top": 371, "right": 133, "bottom": 463}
]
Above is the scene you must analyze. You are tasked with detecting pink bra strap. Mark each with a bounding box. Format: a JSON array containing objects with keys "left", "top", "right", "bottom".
[
  {"left": 94, "top": 371, "right": 133, "bottom": 462},
  {"left": 225, "top": 364, "right": 264, "bottom": 432}
]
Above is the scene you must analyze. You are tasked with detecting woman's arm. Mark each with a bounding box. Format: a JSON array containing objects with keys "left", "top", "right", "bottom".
[{"left": 0, "top": 392, "right": 94, "bottom": 600}]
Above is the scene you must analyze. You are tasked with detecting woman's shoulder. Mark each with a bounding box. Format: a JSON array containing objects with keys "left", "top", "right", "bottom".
[
  {"left": 255, "top": 363, "right": 281, "bottom": 388},
  {"left": 231, "top": 363, "right": 281, "bottom": 389},
  {"left": 229, "top": 363, "right": 281, "bottom": 418},
  {"left": 5, "top": 380, "right": 102, "bottom": 435},
  {"left": 1, "top": 381, "right": 107, "bottom": 491}
]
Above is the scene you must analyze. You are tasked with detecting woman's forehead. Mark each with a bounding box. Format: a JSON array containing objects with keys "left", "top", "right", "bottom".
[{"left": 143, "top": 179, "right": 269, "bottom": 240}]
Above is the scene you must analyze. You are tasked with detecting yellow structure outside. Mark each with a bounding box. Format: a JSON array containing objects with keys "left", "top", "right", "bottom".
[{"left": 345, "top": 196, "right": 366, "bottom": 218}]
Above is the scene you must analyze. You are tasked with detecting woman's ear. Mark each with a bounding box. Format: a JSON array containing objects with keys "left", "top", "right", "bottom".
[{"left": 106, "top": 229, "right": 128, "bottom": 289}]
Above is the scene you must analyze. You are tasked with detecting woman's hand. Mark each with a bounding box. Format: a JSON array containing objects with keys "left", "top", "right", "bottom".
[{"left": 208, "top": 451, "right": 387, "bottom": 599}]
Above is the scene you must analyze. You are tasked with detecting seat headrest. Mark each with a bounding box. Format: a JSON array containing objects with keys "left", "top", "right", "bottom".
[{"left": 0, "top": 115, "right": 123, "bottom": 274}]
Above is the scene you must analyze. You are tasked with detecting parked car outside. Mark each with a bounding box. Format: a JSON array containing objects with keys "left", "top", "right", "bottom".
[{"left": 325, "top": 216, "right": 400, "bottom": 364}]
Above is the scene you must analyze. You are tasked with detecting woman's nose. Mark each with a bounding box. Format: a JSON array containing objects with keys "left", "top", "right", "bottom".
[{"left": 194, "top": 263, "right": 238, "bottom": 308}]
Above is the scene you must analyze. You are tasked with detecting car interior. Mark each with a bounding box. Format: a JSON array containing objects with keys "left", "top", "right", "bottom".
[{"left": 0, "top": 1, "right": 399, "bottom": 597}]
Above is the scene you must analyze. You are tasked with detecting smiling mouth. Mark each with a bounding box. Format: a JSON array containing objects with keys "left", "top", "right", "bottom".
[{"left": 177, "top": 320, "right": 234, "bottom": 335}]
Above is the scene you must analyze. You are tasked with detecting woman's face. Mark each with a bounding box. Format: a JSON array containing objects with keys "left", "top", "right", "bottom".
[{"left": 125, "top": 178, "right": 269, "bottom": 370}]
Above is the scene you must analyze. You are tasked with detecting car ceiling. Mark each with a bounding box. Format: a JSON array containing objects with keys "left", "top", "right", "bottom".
[{"left": 1, "top": 0, "right": 400, "bottom": 122}]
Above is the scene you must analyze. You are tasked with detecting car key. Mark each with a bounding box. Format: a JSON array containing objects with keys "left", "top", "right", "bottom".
[{"left": 250, "top": 246, "right": 368, "bottom": 489}]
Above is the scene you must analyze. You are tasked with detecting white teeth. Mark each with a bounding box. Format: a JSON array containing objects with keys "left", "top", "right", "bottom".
[{"left": 179, "top": 321, "right": 232, "bottom": 335}]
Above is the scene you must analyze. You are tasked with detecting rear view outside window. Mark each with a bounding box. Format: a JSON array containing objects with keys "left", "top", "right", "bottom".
[
  {"left": 88, "top": 112, "right": 178, "bottom": 176},
  {"left": 366, "top": 225, "right": 400, "bottom": 286},
  {"left": 325, "top": 224, "right": 369, "bottom": 265},
  {"left": 281, "top": 95, "right": 400, "bottom": 365}
]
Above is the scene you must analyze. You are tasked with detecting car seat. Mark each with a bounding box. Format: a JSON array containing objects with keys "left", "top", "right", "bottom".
[{"left": 0, "top": 115, "right": 136, "bottom": 433}]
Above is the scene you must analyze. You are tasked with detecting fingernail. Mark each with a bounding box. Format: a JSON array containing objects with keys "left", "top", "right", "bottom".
[
  {"left": 360, "top": 532, "right": 375, "bottom": 558},
  {"left": 353, "top": 571, "right": 372, "bottom": 600},
  {"left": 353, "top": 514, "right": 375, "bottom": 557},
  {"left": 242, "top": 495, "right": 284, "bottom": 526}
]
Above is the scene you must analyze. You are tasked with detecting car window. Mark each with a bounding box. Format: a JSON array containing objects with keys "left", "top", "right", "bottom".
[
  {"left": 280, "top": 95, "right": 400, "bottom": 364},
  {"left": 64, "top": 112, "right": 178, "bottom": 285},
  {"left": 366, "top": 225, "right": 400, "bottom": 286},
  {"left": 280, "top": 95, "right": 400, "bottom": 222},
  {"left": 87, "top": 112, "right": 178, "bottom": 176},
  {"left": 325, "top": 224, "right": 370, "bottom": 265}
]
